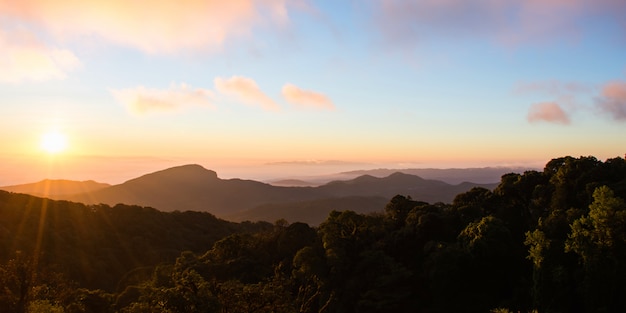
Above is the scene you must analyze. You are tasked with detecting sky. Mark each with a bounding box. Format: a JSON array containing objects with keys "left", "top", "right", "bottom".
[{"left": 1, "top": 0, "right": 625, "bottom": 185}]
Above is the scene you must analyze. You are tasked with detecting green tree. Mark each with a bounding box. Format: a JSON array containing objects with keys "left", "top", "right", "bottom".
[
  {"left": 565, "top": 186, "right": 626, "bottom": 311},
  {"left": 458, "top": 216, "right": 521, "bottom": 311},
  {"left": 0, "top": 251, "right": 34, "bottom": 313},
  {"left": 452, "top": 187, "right": 493, "bottom": 224},
  {"left": 384, "top": 195, "right": 424, "bottom": 227}
]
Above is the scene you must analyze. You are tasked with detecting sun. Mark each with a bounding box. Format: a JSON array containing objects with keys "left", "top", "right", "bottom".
[{"left": 40, "top": 131, "right": 68, "bottom": 154}]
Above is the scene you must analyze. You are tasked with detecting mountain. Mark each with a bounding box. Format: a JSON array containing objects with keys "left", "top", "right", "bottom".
[
  {"left": 317, "top": 172, "right": 497, "bottom": 203},
  {"left": 0, "top": 189, "right": 271, "bottom": 292},
  {"left": 268, "top": 179, "right": 318, "bottom": 187},
  {"left": 61, "top": 164, "right": 496, "bottom": 221},
  {"left": 66, "top": 164, "right": 323, "bottom": 216},
  {"left": 340, "top": 166, "right": 536, "bottom": 184},
  {"left": 0, "top": 179, "right": 110, "bottom": 198}
]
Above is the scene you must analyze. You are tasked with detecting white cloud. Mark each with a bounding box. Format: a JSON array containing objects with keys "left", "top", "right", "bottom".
[
  {"left": 111, "top": 83, "right": 214, "bottom": 115},
  {"left": 282, "top": 83, "right": 335, "bottom": 110},
  {"left": 0, "top": 28, "right": 81, "bottom": 83},
  {"left": 214, "top": 76, "right": 280, "bottom": 111},
  {"left": 0, "top": 0, "right": 296, "bottom": 54}
]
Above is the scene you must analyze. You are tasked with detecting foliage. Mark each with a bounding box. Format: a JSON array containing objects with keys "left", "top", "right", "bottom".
[{"left": 1, "top": 155, "right": 626, "bottom": 312}]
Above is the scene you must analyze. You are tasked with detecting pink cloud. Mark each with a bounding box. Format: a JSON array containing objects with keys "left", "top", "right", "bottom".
[
  {"left": 0, "top": 0, "right": 293, "bottom": 54},
  {"left": 371, "top": 0, "right": 626, "bottom": 47},
  {"left": 282, "top": 84, "right": 335, "bottom": 110},
  {"left": 111, "top": 83, "right": 214, "bottom": 115},
  {"left": 514, "top": 80, "right": 590, "bottom": 115},
  {"left": 0, "top": 28, "right": 80, "bottom": 83},
  {"left": 596, "top": 81, "right": 626, "bottom": 121},
  {"left": 527, "top": 102, "right": 571, "bottom": 125},
  {"left": 215, "top": 76, "right": 280, "bottom": 111}
]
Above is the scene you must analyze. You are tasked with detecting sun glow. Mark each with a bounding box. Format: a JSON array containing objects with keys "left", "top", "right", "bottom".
[{"left": 40, "top": 131, "right": 68, "bottom": 154}]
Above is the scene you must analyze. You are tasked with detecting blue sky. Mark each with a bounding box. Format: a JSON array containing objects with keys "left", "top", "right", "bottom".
[{"left": 1, "top": 0, "right": 625, "bottom": 184}]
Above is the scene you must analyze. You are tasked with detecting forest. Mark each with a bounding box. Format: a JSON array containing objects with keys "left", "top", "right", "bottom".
[{"left": 1, "top": 155, "right": 626, "bottom": 313}]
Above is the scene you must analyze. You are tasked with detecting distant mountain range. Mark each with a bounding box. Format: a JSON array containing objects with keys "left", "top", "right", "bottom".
[
  {"left": 0, "top": 179, "right": 110, "bottom": 198},
  {"left": 1, "top": 164, "right": 502, "bottom": 225},
  {"left": 325, "top": 167, "right": 535, "bottom": 185}
]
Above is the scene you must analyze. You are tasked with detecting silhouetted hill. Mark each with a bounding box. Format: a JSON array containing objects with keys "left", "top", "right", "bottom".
[
  {"left": 67, "top": 164, "right": 323, "bottom": 216},
  {"left": 62, "top": 165, "right": 495, "bottom": 221},
  {"left": 268, "top": 179, "right": 318, "bottom": 187},
  {"left": 0, "top": 190, "right": 271, "bottom": 291},
  {"left": 317, "top": 172, "right": 497, "bottom": 203},
  {"left": 0, "top": 179, "right": 110, "bottom": 198}
]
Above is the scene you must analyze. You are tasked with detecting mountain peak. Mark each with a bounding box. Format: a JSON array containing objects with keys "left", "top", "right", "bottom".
[{"left": 124, "top": 164, "right": 219, "bottom": 184}]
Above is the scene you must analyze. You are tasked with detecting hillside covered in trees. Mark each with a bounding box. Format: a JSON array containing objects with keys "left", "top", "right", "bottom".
[{"left": 1, "top": 155, "right": 626, "bottom": 312}]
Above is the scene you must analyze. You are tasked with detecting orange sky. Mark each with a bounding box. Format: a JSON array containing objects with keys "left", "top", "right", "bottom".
[{"left": 1, "top": 0, "right": 625, "bottom": 185}]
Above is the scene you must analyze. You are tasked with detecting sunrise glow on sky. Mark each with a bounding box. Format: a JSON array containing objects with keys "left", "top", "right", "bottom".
[{"left": 1, "top": 0, "right": 625, "bottom": 185}]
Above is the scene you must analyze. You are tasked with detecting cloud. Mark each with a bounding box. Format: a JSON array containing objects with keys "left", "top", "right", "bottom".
[
  {"left": 111, "top": 83, "right": 214, "bottom": 115},
  {"left": 596, "top": 81, "right": 626, "bottom": 121},
  {"left": 514, "top": 80, "right": 590, "bottom": 116},
  {"left": 0, "top": 28, "right": 81, "bottom": 83},
  {"left": 370, "top": 0, "right": 626, "bottom": 47},
  {"left": 514, "top": 80, "right": 591, "bottom": 96},
  {"left": 0, "top": 0, "right": 294, "bottom": 54},
  {"left": 527, "top": 102, "right": 570, "bottom": 125},
  {"left": 215, "top": 76, "right": 280, "bottom": 111},
  {"left": 282, "top": 84, "right": 335, "bottom": 110},
  {"left": 266, "top": 160, "right": 358, "bottom": 166}
]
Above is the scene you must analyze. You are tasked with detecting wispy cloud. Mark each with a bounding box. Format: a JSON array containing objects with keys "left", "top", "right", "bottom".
[
  {"left": 282, "top": 83, "right": 335, "bottom": 110},
  {"left": 527, "top": 102, "right": 570, "bottom": 125},
  {"left": 514, "top": 80, "right": 592, "bottom": 96},
  {"left": 0, "top": 0, "right": 295, "bottom": 54},
  {"left": 110, "top": 83, "right": 214, "bottom": 115},
  {"left": 515, "top": 80, "right": 592, "bottom": 125},
  {"left": 596, "top": 81, "right": 626, "bottom": 121},
  {"left": 266, "top": 160, "right": 359, "bottom": 166},
  {"left": 370, "top": 0, "right": 626, "bottom": 47},
  {"left": 0, "top": 28, "right": 80, "bottom": 83},
  {"left": 214, "top": 76, "right": 280, "bottom": 111}
]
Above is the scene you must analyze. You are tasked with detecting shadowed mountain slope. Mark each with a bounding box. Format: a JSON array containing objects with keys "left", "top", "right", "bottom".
[
  {"left": 0, "top": 190, "right": 271, "bottom": 291},
  {"left": 60, "top": 164, "right": 496, "bottom": 220},
  {"left": 66, "top": 165, "right": 323, "bottom": 216},
  {"left": 226, "top": 196, "right": 390, "bottom": 226}
]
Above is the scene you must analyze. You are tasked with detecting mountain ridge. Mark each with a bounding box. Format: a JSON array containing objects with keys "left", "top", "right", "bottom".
[
  {"left": 5, "top": 164, "right": 502, "bottom": 223},
  {"left": 63, "top": 165, "right": 497, "bottom": 219},
  {"left": 0, "top": 179, "right": 110, "bottom": 198},
  {"left": 338, "top": 166, "right": 537, "bottom": 184}
]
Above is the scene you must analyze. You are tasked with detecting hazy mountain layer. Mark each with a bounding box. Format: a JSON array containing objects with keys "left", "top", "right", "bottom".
[
  {"left": 0, "top": 179, "right": 110, "bottom": 198},
  {"left": 339, "top": 166, "right": 537, "bottom": 184},
  {"left": 55, "top": 164, "right": 497, "bottom": 221}
]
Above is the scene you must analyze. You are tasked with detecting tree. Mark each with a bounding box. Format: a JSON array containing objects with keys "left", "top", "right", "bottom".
[
  {"left": 0, "top": 251, "right": 88, "bottom": 313},
  {"left": 458, "top": 216, "right": 521, "bottom": 310},
  {"left": 384, "top": 195, "right": 424, "bottom": 227},
  {"left": 452, "top": 187, "right": 493, "bottom": 224},
  {"left": 0, "top": 251, "right": 34, "bottom": 313},
  {"left": 316, "top": 210, "right": 389, "bottom": 312},
  {"left": 565, "top": 186, "right": 626, "bottom": 311}
]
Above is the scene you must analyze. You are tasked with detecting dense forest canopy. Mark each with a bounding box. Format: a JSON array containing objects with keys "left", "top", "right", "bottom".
[{"left": 1, "top": 155, "right": 625, "bottom": 312}]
